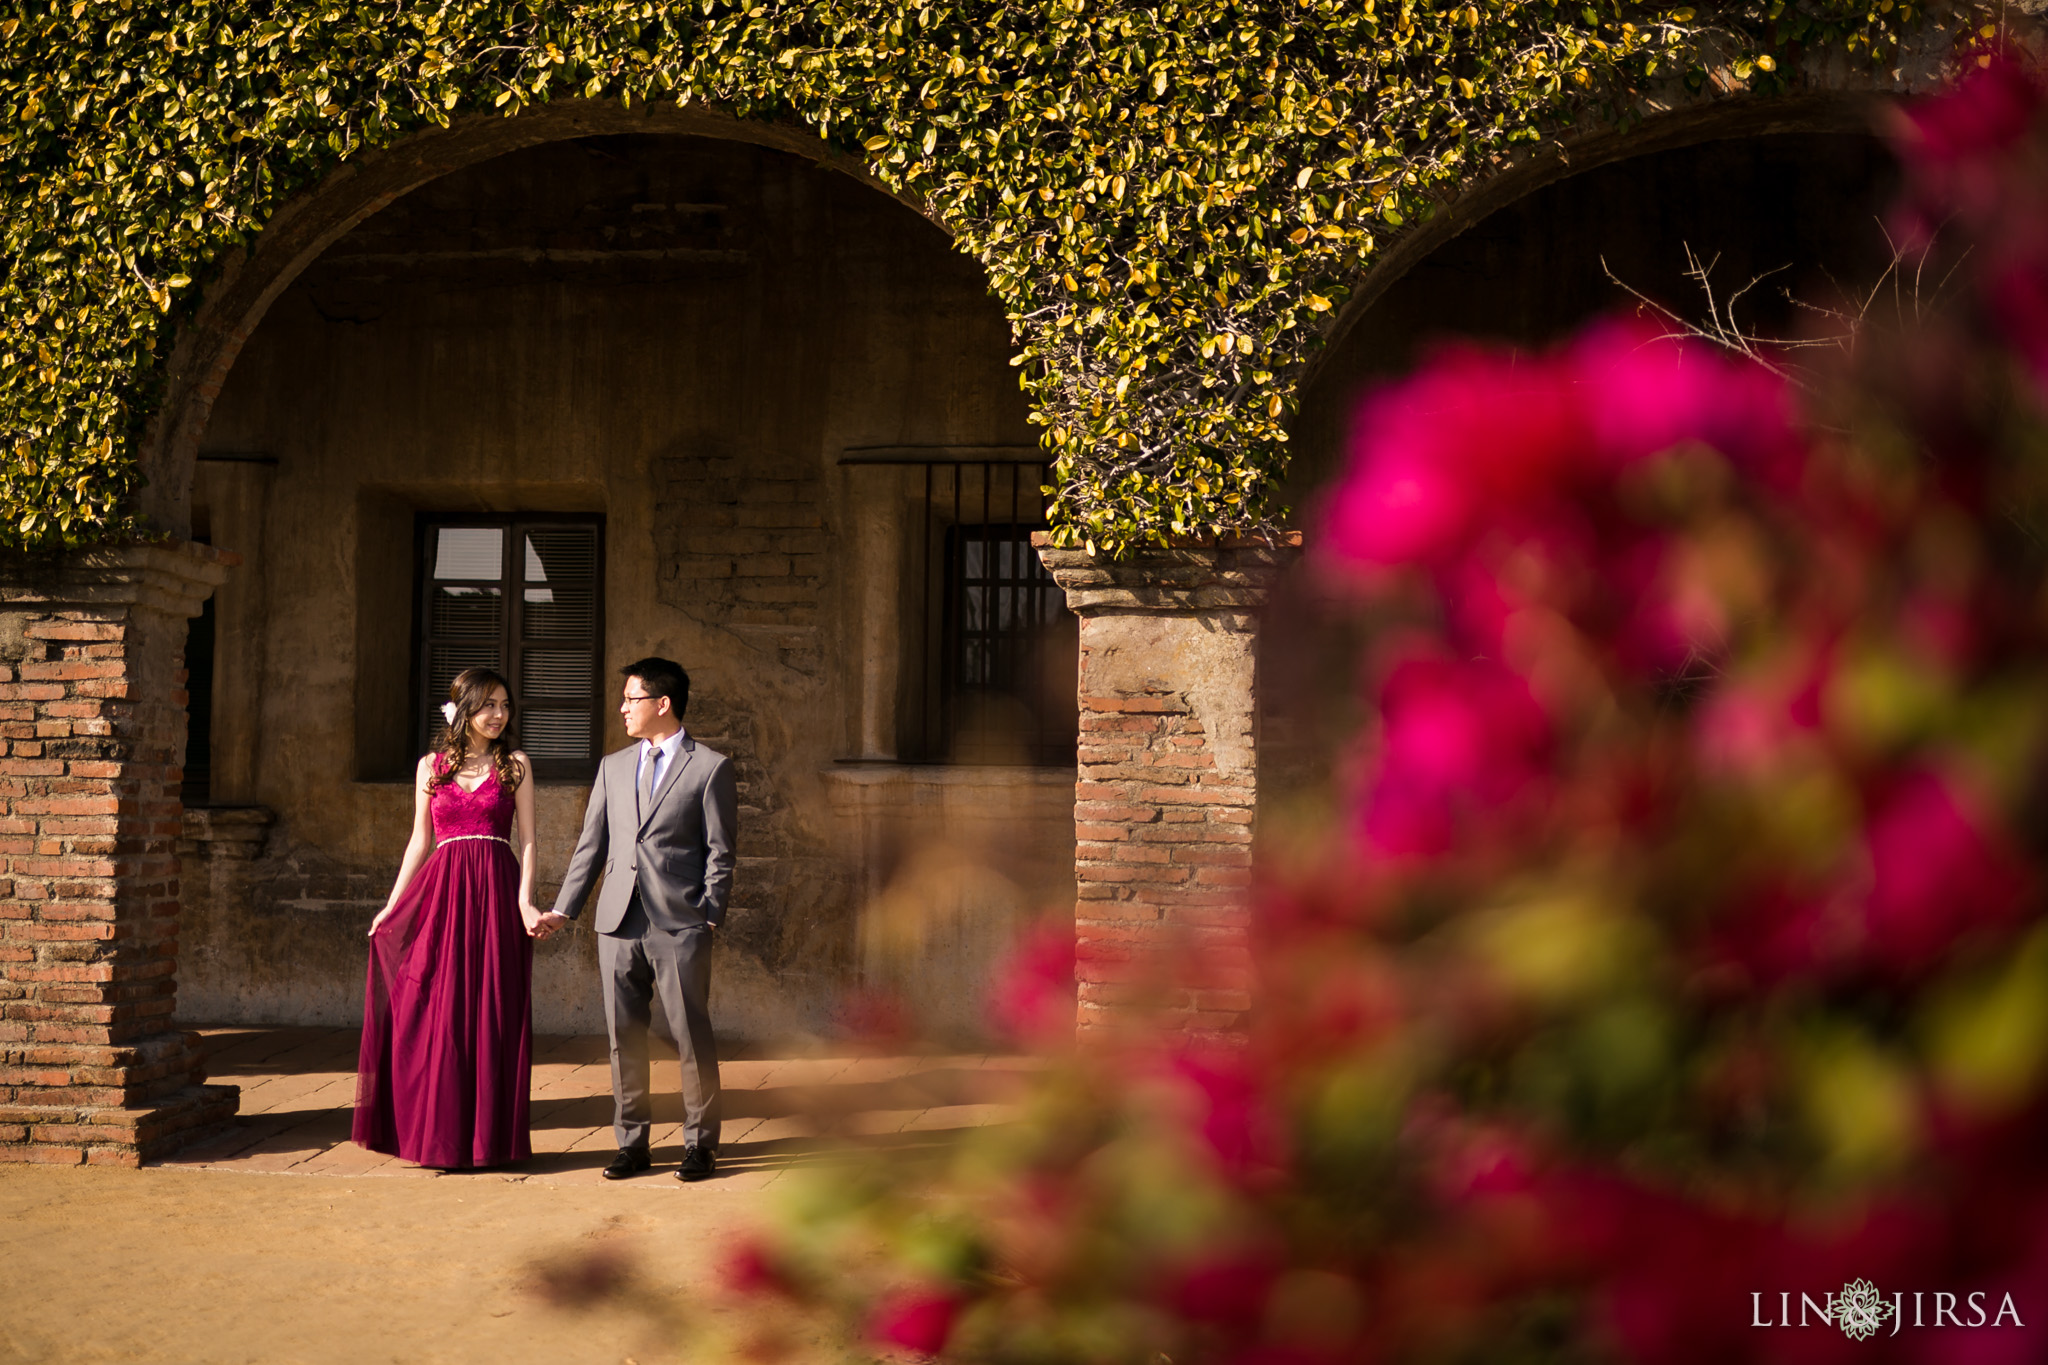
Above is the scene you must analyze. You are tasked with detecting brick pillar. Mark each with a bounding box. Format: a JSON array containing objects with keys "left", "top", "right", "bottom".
[
  {"left": 1035, "top": 536, "right": 1299, "bottom": 1038},
  {"left": 0, "top": 542, "right": 240, "bottom": 1166}
]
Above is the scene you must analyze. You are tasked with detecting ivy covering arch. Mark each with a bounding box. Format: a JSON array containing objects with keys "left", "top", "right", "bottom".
[{"left": 0, "top": 0, "right": 1980, "bottom": 553}]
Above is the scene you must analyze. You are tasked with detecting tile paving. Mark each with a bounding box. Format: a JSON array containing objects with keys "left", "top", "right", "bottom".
[{"left": 159, "top": 1026, "right": 1035, "bottom": 1188}]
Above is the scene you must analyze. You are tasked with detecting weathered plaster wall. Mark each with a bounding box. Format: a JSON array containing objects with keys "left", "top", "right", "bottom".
[{"left": 177, "top": 134, "right": 1070, "bottom": 1042}]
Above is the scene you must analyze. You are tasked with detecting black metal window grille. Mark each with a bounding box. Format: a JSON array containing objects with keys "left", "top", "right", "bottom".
[
  {"left": 411, "top": 514, "right": 605, "bottom": 781},
  {"left": 181, "top": 559, "right": 215, "bottom": 804},
  {"left": 907, "top": 462, "right": 1077, "bottom": 766}
]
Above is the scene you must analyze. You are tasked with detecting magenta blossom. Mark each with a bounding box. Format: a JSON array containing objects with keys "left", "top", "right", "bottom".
[
  {"left": 869, "top": 1287, "right": 965, "bottom": 1355},
  {"left": 1573, "top": 320, "right": 1803, "bottom": 482},
  {"left": 1172, "top": 1048, "right": 1287, "bottom": 1184},
  {"left": 1362, "top": 658, "right": 1553, "bottom": 857},
  {"left": 1892, "top": 54, "right": 2043, "bottom": 172},
  {"left": 1157, "top": 1248, "right": 1283, "bottom": 1329},
  {"left": 986, "top": 922, "right": 1078, "bottom": 1047},
  {"left": 721, "top": 1236, "right": 794, "bottom": 1298},
  {"left": 1320, "top": 345, "right": 1586, "bottom": 567},
  {"left": 1324, "top": 324, "right": 1807, "bottom": 584},
  {"left": 1858, "top": 769, "right": 2029, "bottom": 975}
]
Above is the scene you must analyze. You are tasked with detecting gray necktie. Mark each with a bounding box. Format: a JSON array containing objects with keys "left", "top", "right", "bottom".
[{"left": 638, "top": 745, "right": 660, "bottom": 819}]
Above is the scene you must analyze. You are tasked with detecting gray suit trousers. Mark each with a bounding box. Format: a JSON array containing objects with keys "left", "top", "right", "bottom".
[{"left": 599, "top": 891, "right": 720, "bottom": 1151}]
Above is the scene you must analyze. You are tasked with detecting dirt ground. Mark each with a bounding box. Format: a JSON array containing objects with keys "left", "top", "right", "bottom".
[
  {"left": 0, "top": 1161, "right": 780, "bottom": 1365},
  {"left": 1, "top": 1029, "right": 1030, "bottom": 1365}
]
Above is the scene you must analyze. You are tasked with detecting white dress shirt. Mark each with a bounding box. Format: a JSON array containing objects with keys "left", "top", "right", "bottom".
[{"left": 636, "top": 726, "right": 687, "bottom": 810}]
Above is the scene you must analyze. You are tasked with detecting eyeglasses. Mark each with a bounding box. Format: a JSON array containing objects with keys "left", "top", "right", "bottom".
[{"left": 621, "top": 692, "right": 659, "bottom": 707}]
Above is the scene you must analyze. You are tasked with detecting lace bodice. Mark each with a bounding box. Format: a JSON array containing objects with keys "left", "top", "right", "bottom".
[{"left": 429, "top": 757, "right": 517, "bottom": 842}]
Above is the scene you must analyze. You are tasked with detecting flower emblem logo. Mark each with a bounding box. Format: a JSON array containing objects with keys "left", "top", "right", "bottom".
[{"left": 1836, "top": 1279, "right": 1894, "bottom": 1341}]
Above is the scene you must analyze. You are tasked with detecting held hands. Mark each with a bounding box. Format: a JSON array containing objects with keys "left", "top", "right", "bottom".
[{"left": 528, "top": 909, "right": 569, "bottom": 941}]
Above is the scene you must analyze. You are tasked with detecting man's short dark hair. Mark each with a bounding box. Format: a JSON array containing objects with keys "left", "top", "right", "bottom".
[{"left": 621, "top": 657, "right": 690, "bottom": 718}]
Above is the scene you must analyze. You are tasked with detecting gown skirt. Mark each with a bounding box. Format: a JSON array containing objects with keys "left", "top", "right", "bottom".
[{"left": 353, "top": 821, "right": 534, "bottom": 1168}]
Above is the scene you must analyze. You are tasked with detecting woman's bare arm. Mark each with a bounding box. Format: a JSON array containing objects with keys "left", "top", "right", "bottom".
[
  {"left": 368, "top": 755, "right": 436, "bottom": 936},
  {"left": 512, "top": 751, "right": 541, "bottom": 930}
]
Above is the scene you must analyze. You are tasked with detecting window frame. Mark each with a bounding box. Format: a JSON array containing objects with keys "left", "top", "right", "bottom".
[
  {"left": 936, "top": 519, "right": 1076, "bottom": 767},
  {"left": 409, "top": 511, "right": 606, "bottom": 783}
]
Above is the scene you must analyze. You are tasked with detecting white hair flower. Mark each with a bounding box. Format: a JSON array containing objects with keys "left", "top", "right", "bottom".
[{"left": 441, "top": 701, "right": 459, "bottom": 726}]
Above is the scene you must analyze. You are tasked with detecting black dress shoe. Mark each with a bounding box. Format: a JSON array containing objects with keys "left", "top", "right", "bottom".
[
  {"left": 675, "top": 1144, "right": 717, "bottom": 1182},
  {"left": 602, "top": 1147, "right": 651, "bottom": 1180}
]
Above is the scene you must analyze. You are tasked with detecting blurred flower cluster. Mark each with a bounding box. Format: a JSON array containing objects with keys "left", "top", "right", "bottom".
[{"left": 717, "top": 56, "right": 2048, "bottom": 1365}]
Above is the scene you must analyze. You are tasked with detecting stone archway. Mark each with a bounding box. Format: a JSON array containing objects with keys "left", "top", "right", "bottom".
[
  {"left": 140, "top": 99, "right": 928, "bottom": 540},
  {"left": 1032, "top": 59, "right": 1958, "bottom": 1040},
  {"left": 172, "top": 122, "right": 1053, "bottom": 1052},
  {"left": 0, "top": 51, "right": 1974, "bottom": 1164},
  {"left": 1308, "top": 73, "right": 1935, "bottom": 397},
  {"left": 0, "top": 102, "right": 1028, "bottom": 1167}
]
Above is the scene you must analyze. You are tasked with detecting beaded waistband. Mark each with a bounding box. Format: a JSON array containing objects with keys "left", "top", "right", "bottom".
[{"left": 439, "top": 834, "right": 514, "bottom": 848}]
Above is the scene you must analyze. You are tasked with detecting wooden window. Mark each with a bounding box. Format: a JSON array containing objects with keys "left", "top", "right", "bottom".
[
  {"left": 940, "top": 520, "right": 1077, "bottom": 766},
  {"left": 879, "top": 459, "right": 1075, "bottom": 765},
  {"left": 412, "top": 515, "right": 604, "bottom": 780}
]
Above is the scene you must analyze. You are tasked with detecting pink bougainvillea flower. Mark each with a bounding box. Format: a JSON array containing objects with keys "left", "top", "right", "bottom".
[
  {"left": 1716, "top": 771, "right": 2033, "bottom": 983},
  {"left": 1321, "top": 344, "right": 1587, "bottom": 569},
  {"left": 1887, "top": 57, "right": 2048, "bottom": 393},
  {"left": 1361, "top": 657, "right": 1553, "bottom": 857},
  {"left": 1573, "top": 319, "right": 1809, "bottom": 498},
  {"left": 986, "top": 921, "right": 1077, "bottom": 1047},
  {"left": 1157, "top": 1247, "right": 1283, "bottom": 1329},
  {"left": 1694, "top": 684, "right": 1799, "bottom": 779},
  {"left": 1171, "top": 1048, "right": 1287, "bottom": 1184},
  {"left": 1320, "top": 443, "right": 1475, "bottom": 568},
  {"left": 1703, "top": 881, "right": 1851, "bottom": 987},
  {"left": 868, "top": 1286, "right": 965, "bottom": 1356},
  {"left": 1858, "top": 769, "right": 2029, "bottom": 974},
  {"left": 1608, "top": 532, "right": 1739, "bottom": 681},
  {"left": 1987, "top": 255, "right": 2048, "bottom": 389},
  {"left": 720, "top": 1236, "right": 795, "bottom": 1298},
  {"left": 1422, "top": 1120, "right": 1541, "bottom": 1205},
  {"left": 1546, "top": 1175, "right": 1784, "bottom": 1365},
  {"left": 1892, "top": 53, "right": 2043, "bottom": 170}
]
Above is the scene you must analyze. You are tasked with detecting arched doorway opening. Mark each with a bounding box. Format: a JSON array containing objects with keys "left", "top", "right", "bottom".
[
  {"left": 1264, "top": 125, "right": 1904, "bottom": 800},
  {"left": 174, "top": 128, "right": 1078, "bottom": 1052}
]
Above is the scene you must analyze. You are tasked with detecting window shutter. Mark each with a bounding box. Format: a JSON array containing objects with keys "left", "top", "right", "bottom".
[
  {"left": 512, "top": 520, "right": 603, "bottom": 776},
  {"left": 414, "top": 515, "right": 604, "bottom": 779}
]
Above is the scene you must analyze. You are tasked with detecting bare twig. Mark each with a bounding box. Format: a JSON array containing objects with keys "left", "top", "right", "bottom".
[{"left": 1602, "top": 221, "right": 1969, "bottom": 395}]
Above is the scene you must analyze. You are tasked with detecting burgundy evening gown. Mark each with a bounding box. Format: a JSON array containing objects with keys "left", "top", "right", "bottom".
[{"left": 353, "top": 759, "right": 533, "bottom": 1167}]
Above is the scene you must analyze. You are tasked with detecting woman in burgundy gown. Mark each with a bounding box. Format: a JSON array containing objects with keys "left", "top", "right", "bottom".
[{"left": 353, "top": 667, "right": 542, "bottom": 1168}]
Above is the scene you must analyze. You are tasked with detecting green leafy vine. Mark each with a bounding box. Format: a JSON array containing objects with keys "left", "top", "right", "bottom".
[{"left": 0, "top": 0, "right": 1975, "bottom": 552}]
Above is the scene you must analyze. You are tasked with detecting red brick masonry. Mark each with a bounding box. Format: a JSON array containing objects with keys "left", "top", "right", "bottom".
[
  {"left": 1035, "top": 537, "right": 1299, "bottom": 1038},
  {"left": 0, "top": 543, "right": 239, "bottom": 1166}
]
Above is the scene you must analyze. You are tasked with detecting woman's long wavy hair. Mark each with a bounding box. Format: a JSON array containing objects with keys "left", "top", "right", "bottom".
[{"left": 429, "top": 667, "right": 525, "bottom": 794}]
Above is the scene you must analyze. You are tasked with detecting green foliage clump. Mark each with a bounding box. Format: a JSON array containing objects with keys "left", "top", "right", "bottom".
[{"left": 0, "top": 0, "right": 1969, "bottom": 551}]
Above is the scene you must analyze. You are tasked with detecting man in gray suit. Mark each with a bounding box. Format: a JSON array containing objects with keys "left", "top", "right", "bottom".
[{"left": 532, "top": 656, "right": 737, "bottom": 1182}]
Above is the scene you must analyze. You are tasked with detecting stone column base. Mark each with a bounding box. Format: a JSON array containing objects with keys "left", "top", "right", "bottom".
[
  {"left": 0, "top": 542, "right": 242, "bottom": 1165},
  {"left": 1036, "top": 536, "right": 1299, "bottom": 1038}
]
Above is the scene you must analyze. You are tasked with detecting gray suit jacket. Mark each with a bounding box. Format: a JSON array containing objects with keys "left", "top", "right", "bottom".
[{"left": 552, "top": 735, "right": 739, "bottom": 934}]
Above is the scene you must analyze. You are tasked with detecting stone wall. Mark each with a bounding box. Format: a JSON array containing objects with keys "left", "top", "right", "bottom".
[
  {"left": 174, "top": 132, "right": 1066, "bottom": 1042},
  {"left": 0, "top": 545, "right": 237, "bottom": 1166},
  {"left": 1038, "top": 540, "right": 1297, "bottom": 1038}
]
